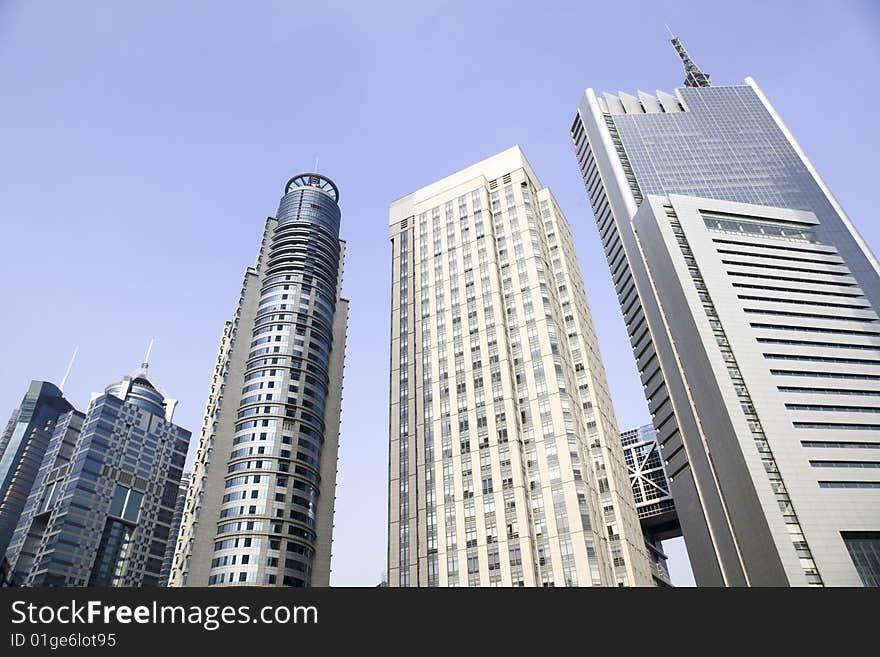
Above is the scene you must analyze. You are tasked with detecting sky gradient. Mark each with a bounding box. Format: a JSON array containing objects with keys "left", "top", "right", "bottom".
[{"left": 2, "top": 1, "right": 878, "bottom": 587}]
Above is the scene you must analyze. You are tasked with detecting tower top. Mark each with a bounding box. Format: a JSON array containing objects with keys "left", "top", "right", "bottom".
[
  {"left": 141, "top": 336, "right": 155, "bottom": 373},
  {"left": 284, "top": 173, "right": 339, "bottom": 203},
  {"left": 667, "top": 30, "right": 711, "bottom": 88}
]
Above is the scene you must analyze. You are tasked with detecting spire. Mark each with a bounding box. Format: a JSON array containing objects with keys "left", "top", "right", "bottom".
[
  {"left": 666, "top": 27, "right": 711, "bottom": 88},
  {"left": 59, "top": 346, "right": 78, "bottom": 392},
  {"left": 141, "top": 337, "right": 155, "bottom": 372}
]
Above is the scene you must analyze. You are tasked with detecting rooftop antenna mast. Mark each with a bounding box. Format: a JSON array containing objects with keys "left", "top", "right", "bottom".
[
  {"left": 666, "top": 25, "right": 711, "bottom": 88},
  {"left": 141, "top": 337, "right": 155, "bottom": 372},
  {"left": 59, "top": 346, "right": 78, "bottom": 392}
]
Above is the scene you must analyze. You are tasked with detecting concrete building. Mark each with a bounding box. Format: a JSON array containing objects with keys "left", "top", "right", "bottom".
[
  {"left": 170, "top": 174, "right": 348, "bottom": 587},
  {"left": 620, "top": 423, "right": 681, "bottom": 586},
  {"left": 570, "top": 36, "right": 880, "bottom": 586},
  {"left": 0, "top": 381, "right": 74, "bottom": 559},
  {"left": 388, "top": 146, "right": 653, "bottom": 587},
  {"left": 5, "top": 362, "right": 190, "bottom": 587}
]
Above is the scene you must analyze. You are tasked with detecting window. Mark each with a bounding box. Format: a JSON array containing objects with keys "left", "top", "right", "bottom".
[
  {"left": 842, "top": 532, "right": 880, "bottom": 587},
  {"left": 109, "top": 485, "right": 143, "bottom": 523}
]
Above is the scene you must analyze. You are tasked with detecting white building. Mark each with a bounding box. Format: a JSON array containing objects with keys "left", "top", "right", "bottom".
[
  {"left": 570, "top": 38, "right": 880, "bottom": 586},
  {"left": 388, "top": 147, "right": 652, "bottom": 587}
]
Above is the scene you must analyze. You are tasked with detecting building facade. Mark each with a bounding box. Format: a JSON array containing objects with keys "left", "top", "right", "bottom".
[
  {"left": 5, "top": 367, "right": 190, "bottom": 587},
  {"left": 388, "top": 147, "right": 653, "bottom": 587},
  {"left": 620, "top": 423, "right": 681, "bottom": 586},
  {"left": 169, "top": 174, "right": 348, "bottom": 587},
  {"left": 571, "top": 38, "right": 880, "bottom": 586},
  {"left": 160, "top": 471, "right": 189, "bottom": 586},
  {"left": 0, "top": 381, "right": 74, "bottom": 559}
]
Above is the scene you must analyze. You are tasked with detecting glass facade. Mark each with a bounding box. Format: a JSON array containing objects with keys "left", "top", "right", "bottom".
[
  {"left": 573, "top": 70, "right": 880, "bottom": 585},
  {"left": 0, "top": 381, "right": 73, "bottom": 558},
  {"left": 619, "top": 424, "right": 680, "bottom": 586},
  {"left": 196, "top": 173, "right": 347, "bottom": 587},
  {"left": 842, "top": 532, "right": 880, "bottom": 586},
  {"left": 611, "top": 85, "right": 878, "bottom": 304},
  {"left": 620, "top": 424, "right": 676, "bottom": 520},
  {"left": 4, "top": 372, "right": 190, "bottom": 587}
]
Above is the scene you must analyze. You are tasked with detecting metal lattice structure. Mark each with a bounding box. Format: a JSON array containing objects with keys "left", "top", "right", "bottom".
[{"left": 670, "top": 35, "right": 711, "bottom": 88}]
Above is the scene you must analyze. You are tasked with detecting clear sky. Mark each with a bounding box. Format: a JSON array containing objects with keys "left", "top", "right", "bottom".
[{"left": 2, "top": 1, "right": 878, "bottom": 587}]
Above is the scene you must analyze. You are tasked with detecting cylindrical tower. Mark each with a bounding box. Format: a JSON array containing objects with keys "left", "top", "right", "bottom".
[{"left": 205, "top": 174, "right": 344, "bottom": 587}]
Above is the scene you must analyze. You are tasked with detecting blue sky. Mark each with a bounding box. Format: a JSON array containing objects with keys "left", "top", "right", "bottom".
[{"left": 1, "top": 1, "right": 878, "bottom": 587}]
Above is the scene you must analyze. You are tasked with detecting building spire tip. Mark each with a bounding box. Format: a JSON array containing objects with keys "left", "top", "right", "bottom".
[
  {"left": 59, "top": 346, "right": 78, "bottom": 392},
  {"left": 141, "top": 337, "right": 155, "bottom": 372}
]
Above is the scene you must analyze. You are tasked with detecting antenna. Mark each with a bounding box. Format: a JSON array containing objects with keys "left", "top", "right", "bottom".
[
  {"left": 314, "top": 156, "right": 320, "bottom": 174},
  {"left": 59, "top": 346, "right": 78, "bottom": 392},
  {"left": 142, "top": 337, "right": 155, "bottom": 371},
  {"left": 664, "top": 23, "right": 675, "bottom": 38},
  {"left": 668, "top": 32, "right": 711, "bottom": 88}
]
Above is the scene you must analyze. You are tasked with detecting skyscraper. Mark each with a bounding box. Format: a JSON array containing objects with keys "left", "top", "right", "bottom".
[
  {"left": 170, "top": 173, "right": 348, "bottom": 587},
  {"left": 619, "top": 424, "right": 681, "bottom": 586},
  {"left": 0, "top": 381, "right": 74, "bottom": 559},
  {"left": 5, "top": 362, "right": 190, "bottom": 587},
  {"left": 160, "top": 471, "right": 190, "bottom": 587},
  {"left": 388, "top": 146, "right": 653, "bottom": 587},
  {"left": 571, "top": 37, "right": 880, "bottom": 586}
]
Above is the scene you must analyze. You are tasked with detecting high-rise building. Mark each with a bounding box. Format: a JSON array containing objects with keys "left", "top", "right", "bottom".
[
  {"left": 5, "top": 363, "right": 190, "bottom": 587},
  {"left": 170, "top": 173, "right": 349, "bottom": 587},
  {"left": 0, "top": 381, "right": 74, "bottom": 559},
  {"left": 388, "top": 146, "right": 653, "bottom": 587},
  {"left": 620, "top": 423, "right": 681, "bottom": 586},
  {"left": 160, "top": 471, "right": 190, "bottom": 586},
  {"left": 571, "top": 37, "right": 880, "bottom": 586},
  {"left": 0, "top": 556, "right": 14, "bottom": 586}
]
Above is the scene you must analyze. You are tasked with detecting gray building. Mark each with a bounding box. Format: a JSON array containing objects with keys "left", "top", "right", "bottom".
[
  {"left": 0, "top": 381, "right": 74, "bottom": 559},
  {"left": 388, "top": 147, "right": 653, "bottom": 587},
  {"left": 160, "top": 471, "right": 189, "bottom": 586},
  {"left": 5, "top": 364, "right": 190, "bottom": 587},
  {"left": 571, "top": 37, "right": 880, "bottom": 586},
  {"left": 170, "top": 173, "right": 349, "bottom": 587},
  {"left": 620, "top": 424, "right": 681, "bottom": 586}
]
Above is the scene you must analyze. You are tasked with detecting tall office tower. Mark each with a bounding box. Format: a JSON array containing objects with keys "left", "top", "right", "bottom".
[
  {"left": 620, "top": 424, "right": 681, "bottom": 586},
  {"left": 388, "top": 147, "right": 652, "bottom": 587},
  {"left": 170, "top": 174, "right": 348, "bottom": 588},
  {"left": 5, "top": 363, "right": 190, "bottom": 586},
  {"left": 571, "top": 37, "right": 880, "bottom": 586},
  {"left": 0, "top": 381, "right": 74, "bottom": 559}
]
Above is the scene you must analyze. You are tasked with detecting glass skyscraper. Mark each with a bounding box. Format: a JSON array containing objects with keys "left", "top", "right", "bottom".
[
  {"left": 388, "top": 147, "right": 653, "bottom": 587},
  {"left": 571, "top": 38, "right": 880, "bottom": 586},
  {"left": 0, "top": 381, "right": 74, "bottom": 560},
  {"left": 5, "top": 365, "right": 190, "bottom": 587},
  {"left": 169, "top": 173, "right": 349, "bottom": 587}
]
